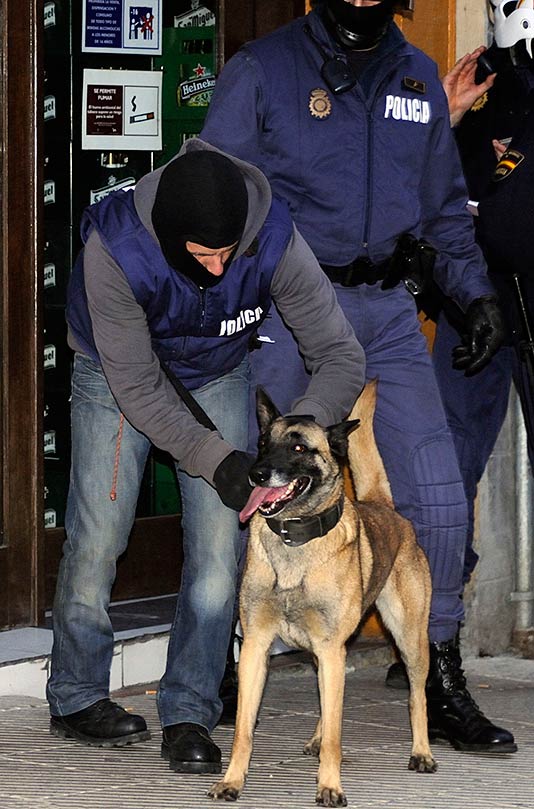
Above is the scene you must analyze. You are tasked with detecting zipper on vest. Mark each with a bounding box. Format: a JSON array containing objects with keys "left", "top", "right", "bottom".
[
  {"left": 200, "top": 288, "right": 206, "bottom": 332},
  {"left": 362, "top": 107, "right": 373, "bottom": 250}
]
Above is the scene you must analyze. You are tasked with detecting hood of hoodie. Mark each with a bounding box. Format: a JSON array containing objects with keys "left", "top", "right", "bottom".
[{"left": 134, "top": 138, "right": 273, "bottom": 263}]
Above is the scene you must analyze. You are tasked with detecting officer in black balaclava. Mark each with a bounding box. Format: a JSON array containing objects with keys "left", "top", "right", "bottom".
[
  {"left": 324, "top": 0, "right": 398, "bottom": 50},
  {"left": 317, "top": 1, "right": 414, "bottom": 90}
]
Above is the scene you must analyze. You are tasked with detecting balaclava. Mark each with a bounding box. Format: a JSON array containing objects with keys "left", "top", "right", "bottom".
[
  {"left": 325, "top": 0, "right": 395, "bottom": 50},
  {"left": 151, "top": 150, "right": 248, "bottom": 288}
]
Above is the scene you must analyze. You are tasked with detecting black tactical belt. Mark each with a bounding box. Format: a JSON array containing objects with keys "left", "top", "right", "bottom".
[{"left": 321, "top": 256, "right": 392, "bottom": 287}]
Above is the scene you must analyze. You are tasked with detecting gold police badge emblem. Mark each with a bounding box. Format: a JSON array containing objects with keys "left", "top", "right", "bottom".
[
  {"left": 309, "top": 88, "right": 332, "bottom": 119},
  {"left": 471, "top": 91, "right": 488, "bottom": 113}
]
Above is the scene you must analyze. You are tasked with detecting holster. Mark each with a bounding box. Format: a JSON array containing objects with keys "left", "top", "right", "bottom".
[
  {"left": 382, "top": 233, "right": 437, "bottom": 297},
  {"left": 321, "top": 233, "right": 437, "bottom": 295}
]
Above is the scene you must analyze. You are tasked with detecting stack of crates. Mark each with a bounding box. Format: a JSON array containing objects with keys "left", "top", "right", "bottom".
[
  {"left": 154, "top": 22, "right": 216, "bottom": 167},
  {"left": 43, "top": 0, "right": 73, "bottom": 529},
  {"left": 42, "top": 3, "right": 217, "bottom": 527}
]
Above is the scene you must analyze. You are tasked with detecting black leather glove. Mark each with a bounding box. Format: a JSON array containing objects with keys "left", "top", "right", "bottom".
[
  {"left": 452, "top": 295, "right": 505, "bottom": 377},
  {"left": 213, "top": 450, "right": 256, "bottom": 512}
]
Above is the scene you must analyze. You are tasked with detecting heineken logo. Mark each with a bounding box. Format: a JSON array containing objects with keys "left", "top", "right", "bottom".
[{"left": 179, "top": 75, "right": 215, "bottom": 104}]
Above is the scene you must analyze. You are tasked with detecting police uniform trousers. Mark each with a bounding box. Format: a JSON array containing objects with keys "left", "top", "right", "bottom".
[{"left": 432, "top": 308, "right": 534, "bottom": 582}]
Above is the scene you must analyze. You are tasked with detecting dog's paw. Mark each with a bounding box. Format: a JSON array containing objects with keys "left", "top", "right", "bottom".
[
  {"left": 315, "top": 786, "right": 348, "bottom": 807},
  {"left": 408, "top": 754, "right": 437, "bottom": 773},
  {"left": 208, "top": 780, "right": 243, "bottom": 801},
  {"left": 303, "top": 737, "right": 321, "bottom": 757}
]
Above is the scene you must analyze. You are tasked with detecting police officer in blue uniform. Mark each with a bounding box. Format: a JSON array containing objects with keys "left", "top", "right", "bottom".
[
  {"left": 201, "top": 0, "right": 516, "bottom": 752},
  {"left": 433, "top": 2, "right": 534, "bottom": 639}
]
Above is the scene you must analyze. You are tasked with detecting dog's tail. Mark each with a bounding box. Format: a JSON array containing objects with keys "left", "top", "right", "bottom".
[{"left": 346, "top": 379, "right": 394, "bottom": 507}]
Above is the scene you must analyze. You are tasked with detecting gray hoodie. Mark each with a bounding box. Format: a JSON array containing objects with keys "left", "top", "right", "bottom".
[{"left": 70, "top": 138, "right": 365, "bottom": 484}]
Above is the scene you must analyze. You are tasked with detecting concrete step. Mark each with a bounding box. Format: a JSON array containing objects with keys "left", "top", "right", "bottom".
[{"left": 0, "top": 600, "right": 394, "bottom": 699}]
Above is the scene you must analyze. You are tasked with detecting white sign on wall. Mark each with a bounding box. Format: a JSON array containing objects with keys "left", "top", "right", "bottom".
[
  {"left": 82, "top": 0, "right": 162, "bottom": 55},
  {"left": 82, "top": 69, "right": 163, "bottom": 151}
]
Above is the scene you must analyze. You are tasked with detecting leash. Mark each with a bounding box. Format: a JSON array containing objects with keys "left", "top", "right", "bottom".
[
  {"left": 160, "top": 360, "right": 218, "bottom": 432},
  {"left": 108, "top": 361, "right": 218, "bottom": 502}
]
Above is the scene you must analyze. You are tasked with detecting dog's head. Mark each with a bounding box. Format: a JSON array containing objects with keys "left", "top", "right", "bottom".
[{"left": 239, "top": 388, "right": 360, "bottom": 523}]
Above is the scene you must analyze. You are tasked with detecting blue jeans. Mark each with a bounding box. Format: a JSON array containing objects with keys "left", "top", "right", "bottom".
[
  {"left": 250, "top": 284, "right": 468, "bottom": 643},
  {"left": 47, "top": 353, "right": 249, "bottom": 731}
]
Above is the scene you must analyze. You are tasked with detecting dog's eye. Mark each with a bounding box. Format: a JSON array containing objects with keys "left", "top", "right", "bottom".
[{"left": 292, "top": 443, "right": 307, "bottom": 453}]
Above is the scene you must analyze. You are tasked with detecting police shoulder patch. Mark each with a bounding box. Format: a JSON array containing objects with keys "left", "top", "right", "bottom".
[
  {"left": 492, "top": 149, "right": 525, "bottom": 182},
  {"left": 402, "top": 76, "right": 426, "bottom": 94},
  {"left": 309, "top": 88, "right": 332, "bottom": 120}
]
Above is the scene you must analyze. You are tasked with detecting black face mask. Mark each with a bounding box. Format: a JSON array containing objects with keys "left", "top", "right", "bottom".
[
  {"left": 151, "top": 150, "right": 248, "bottom": 288},
  {"left": 326, "top": 0, "right": 394, "bottom": 50}
]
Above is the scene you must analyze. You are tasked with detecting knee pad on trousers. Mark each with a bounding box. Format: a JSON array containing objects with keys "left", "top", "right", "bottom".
[{"left": 393, "top": 436, "right": 468, "bottom": 595}]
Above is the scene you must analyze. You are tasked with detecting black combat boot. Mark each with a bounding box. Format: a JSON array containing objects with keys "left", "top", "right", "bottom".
[{"left": 426, "top": 638, "right": 517, "bottom": 753}]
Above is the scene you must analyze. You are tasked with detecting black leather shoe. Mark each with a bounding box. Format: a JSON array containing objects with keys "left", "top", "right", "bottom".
[
  {"left": 161, "top": 723, "right": 222, "bottom": 774},
  {"left": 426, "top": 639, "right": 518, "bottom": 753},
  {"left": 385, "top": 661, "right": 409, "bottom": 690},
  {"left": 50, "top": 698, "right": 150, "bottom": 748}
]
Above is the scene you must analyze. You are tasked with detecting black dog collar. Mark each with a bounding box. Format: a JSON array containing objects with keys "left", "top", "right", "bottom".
[{"left": 266, "top": 496, "right": 344, "bottom": 547}]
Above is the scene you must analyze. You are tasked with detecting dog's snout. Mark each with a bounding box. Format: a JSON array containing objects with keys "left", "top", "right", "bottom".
[{"left": 250, "top": 464, "right": 270, "bottom": 486}]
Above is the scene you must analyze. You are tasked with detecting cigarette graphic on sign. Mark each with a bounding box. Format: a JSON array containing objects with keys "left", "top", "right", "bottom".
[
  {"left": 129, "top": 111, "right": 155, "bottom": 123},
  {"left": 129, "top": 95, "right": 155, "bottom": 124}
]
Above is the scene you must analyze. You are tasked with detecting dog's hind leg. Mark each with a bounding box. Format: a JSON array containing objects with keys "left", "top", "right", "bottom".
[
  {"left": 313, "top": 644, "right": 348, "bottom": 807},
  {"left": 303, "top": 717, "right": 322, "bottom": 758},
  {"left": 303, "top": 654, "right": 322, "bottom": 757},
  {"left": 376, "top": 560, "right": 437, "bottom": 774},
  {"left": 209, "top": 623, "right": 277, "bottom": 801}
]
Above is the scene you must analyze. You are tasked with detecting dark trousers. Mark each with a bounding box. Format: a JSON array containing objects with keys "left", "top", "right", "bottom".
[{"left": 432, "top": 310, "right": 534, "bottom": 582}]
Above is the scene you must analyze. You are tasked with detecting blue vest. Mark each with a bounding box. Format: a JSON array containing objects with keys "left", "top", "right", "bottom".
[{"left": 67, "top": 189, "right": 292, "bottom": 389}]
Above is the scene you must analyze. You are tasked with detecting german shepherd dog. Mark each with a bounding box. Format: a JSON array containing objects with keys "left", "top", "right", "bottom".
[{"left": 209, "top": 381, "right": 436, "bottom": 806}]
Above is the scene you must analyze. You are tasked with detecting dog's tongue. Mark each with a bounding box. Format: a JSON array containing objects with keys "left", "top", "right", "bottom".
[{"left": 239, "top": 485, "right": 282, "bottom": 523}]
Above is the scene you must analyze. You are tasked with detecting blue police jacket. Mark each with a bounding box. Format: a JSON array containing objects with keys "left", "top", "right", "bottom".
[
  {"left": 67, "top": 189, "right": 293, "bottom": 390},
  {"left": 201, "top": 11, "right": 493, "bottom": 310}
]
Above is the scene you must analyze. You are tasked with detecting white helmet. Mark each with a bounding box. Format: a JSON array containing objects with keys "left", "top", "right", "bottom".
[{"left": 492, "top": 0, "right": 534, "bottom": 57}]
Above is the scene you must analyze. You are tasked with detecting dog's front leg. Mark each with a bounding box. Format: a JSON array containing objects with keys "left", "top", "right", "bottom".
[
  {"left": 314, "top": 644, "right": 348, "bottom": 807},
  {"left": 209, "top": 628, "right": 275, "bottom": 801}
]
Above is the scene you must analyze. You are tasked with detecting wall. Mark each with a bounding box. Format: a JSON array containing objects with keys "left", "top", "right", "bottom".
[{"left": 456, "top": 0, "right": 488, "bottom": 56}]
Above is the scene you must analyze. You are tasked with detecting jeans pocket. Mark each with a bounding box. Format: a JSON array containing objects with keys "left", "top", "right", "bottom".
[{"left": 71, "top": 353, "right": 115, "bottom": 408}]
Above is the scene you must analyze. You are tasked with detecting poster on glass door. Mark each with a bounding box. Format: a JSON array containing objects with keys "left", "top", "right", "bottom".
[
  {"left": 82, "top": 0, "right": 162, "bottom": 55},
  {"left": 82, "top": 69, "right": 163, "bottom": 150}
]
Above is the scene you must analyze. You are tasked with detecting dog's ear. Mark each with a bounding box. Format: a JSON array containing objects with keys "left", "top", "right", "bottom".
[
  {"left": 256, "top": 386, "right": 282, "bottom": 433},
  {"left": 327, "top": 419, "right": 360, "bottom": 458}
]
